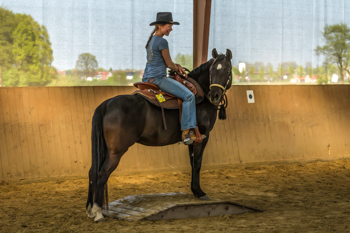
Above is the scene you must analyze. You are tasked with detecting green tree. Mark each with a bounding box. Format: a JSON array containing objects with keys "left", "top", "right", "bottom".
[
  {"left": 328, "top": 63, "right": 338, "bottom": 76},
  {"left": 106, "top": 70, "right": 128, "bottom": 85},
  {"left": 248, "top": 66, "right": 255, "bottom": 80},
  {"left": 253, "top": 62, "right": 264, "bottom": 71},
  {"left": 132, "top": 71, "right": 141, "bottom": 83},
  {"left": 232, "top": 67, "right": 240, "bottom": 76},
  {"left": 315, "top": 23, "right": 350, "bottom": 83},
  {"left": 314, "top": 66, "right": 327, "bottom": 84},
  {"left": 240, "top": 68, "right": 246, "bottom": 80},
  {"left": 277, "top": 65, "right": 285, "bottom": 79},
  {"left": 76, "top": 53, "right": 98, "bottom": 78},
  {"left": 296, "top": 65, "right": 305, "bottom": 77},
  {"left": 258, "top": 67, "right": 265, "bottom": 80},
  {"left": 305, "top": 62, "right": 313, "bottom": 78},
  {"left": 268, "top": 65, "right": 275, "bottom": 79},
  {"left": 174, "top": 53, "right": 193, "bottom": 71},
  {"left": 0, "top": 7, "right": 16, "bottom": 86},
  {"left": 232, "top": 66, "right": 244, "bottom": 82},
  {"left": 2, "top": 68, "right": 27, "bottom": 86},
  {"left": 288, "top": 65, "right": 295, "bottom": 79},
  {"left": 96, "top": 67, "right": 106, "bottom": 72},
  {"left": 36, "top": 23, "right": 56, "bottom": 85},
  {"left": 7, "top": 13, "right": 56, "bottom": 86},
  {"left": 281, "top": 61, "right": 297, "bottom": 71}
]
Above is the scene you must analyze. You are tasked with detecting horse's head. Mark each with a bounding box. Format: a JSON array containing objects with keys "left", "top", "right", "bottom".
[{"left": 207, "top": 48, "right": 233, "bottom": 106}]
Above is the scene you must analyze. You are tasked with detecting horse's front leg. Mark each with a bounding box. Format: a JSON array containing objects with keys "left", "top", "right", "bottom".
[{"left": 188, "top": 136, "right": 210, "bottom": 200}]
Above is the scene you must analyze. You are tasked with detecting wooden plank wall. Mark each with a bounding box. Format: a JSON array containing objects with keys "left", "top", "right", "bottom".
[{"left": 0, "top": 85, "right": 349, "bottom": 180}]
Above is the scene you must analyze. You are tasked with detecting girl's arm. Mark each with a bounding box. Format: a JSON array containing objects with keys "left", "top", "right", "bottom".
[{"left": 161, "top": 49, "right": 187, "bottom": 77}]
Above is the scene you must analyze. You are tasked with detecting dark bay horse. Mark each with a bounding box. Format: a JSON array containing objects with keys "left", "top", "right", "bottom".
[{"left": 86, "top": 48, "right": 233, "bottom": 221}]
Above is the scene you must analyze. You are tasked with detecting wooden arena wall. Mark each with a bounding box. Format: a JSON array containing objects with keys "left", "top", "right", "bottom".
[{"left": 0, "top": 85, "right": 349, "bottom": 180}]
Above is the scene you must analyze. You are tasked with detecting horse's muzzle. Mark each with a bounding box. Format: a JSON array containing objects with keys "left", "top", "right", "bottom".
[{"left": 208, "top": 88, "right": 223, "bottom": 105}]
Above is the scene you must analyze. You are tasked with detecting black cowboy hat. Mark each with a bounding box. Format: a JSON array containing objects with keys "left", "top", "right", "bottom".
[{"left": 149, "top": 12, "right": 180, "bottom": 26}]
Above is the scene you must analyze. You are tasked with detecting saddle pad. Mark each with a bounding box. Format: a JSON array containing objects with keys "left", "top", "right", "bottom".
[{"left": 134, "top": 91, "right": 180, "bottom": 109}]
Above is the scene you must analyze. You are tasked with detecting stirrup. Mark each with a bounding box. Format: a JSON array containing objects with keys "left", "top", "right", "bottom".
[
  {"left": 183, "top": 137, "right": 195, "bottom": 145},
  {"left": 180, "top": 134, "right": 206, "bottom": 145}
]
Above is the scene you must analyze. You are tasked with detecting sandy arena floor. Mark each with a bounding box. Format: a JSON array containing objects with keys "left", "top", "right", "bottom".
[{"left": 1, "top": 158, "right": 350, "bottom": 232}]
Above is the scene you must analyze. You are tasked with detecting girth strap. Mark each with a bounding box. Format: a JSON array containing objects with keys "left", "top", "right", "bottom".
[
  {"left": 177, "top": 99, "right": 183, "bottom": 123},
  {"left": 149, "top": 89, "right": 168, "bottom": 130},
  {"left": 158, "top": 99, "right": 167, "bottom": 130}
]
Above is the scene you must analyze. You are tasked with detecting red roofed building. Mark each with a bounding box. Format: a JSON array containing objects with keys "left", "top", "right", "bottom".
[
  {"left": 57, "top": 70, "right": 66, "bottom": 76},
  {"left": 96, "top": 72, "right": 113, "bottom": 80},
  {"left": 301, "top": 75, "right": 318, "bottom": 83}
]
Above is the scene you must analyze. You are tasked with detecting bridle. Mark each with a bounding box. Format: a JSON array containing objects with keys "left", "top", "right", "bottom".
[
  {"left": 208, "top": 55, "right": 232, "bottom": 120},
  {"left": 209, "top": 56, "right": 232, "bottom": 97}
]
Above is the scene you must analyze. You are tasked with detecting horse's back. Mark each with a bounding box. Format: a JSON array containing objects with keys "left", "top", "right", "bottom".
[
  {"left": 102, "top": 94, "right": 182, "bottom": 146},
  {"left": 106, "top": 94, "right": 147, "bottom": 111},
  {"left": 103, "top": 95, "right": 149, "bottom": 124}
]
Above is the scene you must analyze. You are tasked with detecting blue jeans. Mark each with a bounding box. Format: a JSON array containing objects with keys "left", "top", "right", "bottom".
[{"left": 143, "top": 76, "right": 197, "bottom": 130}]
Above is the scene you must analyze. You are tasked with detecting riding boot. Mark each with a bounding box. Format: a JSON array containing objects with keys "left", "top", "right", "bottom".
[{"left": 182, "top": 129, "right": 197, "bottom": 145}]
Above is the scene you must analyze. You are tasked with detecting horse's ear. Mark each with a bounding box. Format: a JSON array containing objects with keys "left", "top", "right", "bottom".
[
  {"left": 212, "top": 48, "right": 219, "bottom": 58},
  {"left": 226, "top": 49, "right": 232, "bottom": 60}
]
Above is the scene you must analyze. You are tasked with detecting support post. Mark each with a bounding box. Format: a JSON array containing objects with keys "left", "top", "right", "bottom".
[{"left": 193, "top": 0, "right": 212, "bottom": 69}]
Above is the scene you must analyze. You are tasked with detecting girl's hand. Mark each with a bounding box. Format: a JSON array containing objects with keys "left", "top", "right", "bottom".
[
  {"left": 176, "top": 64, "right": 187, "bottom": 78},
  {"left": 161, "top": 49, "right": 187, "bottom": 78}
]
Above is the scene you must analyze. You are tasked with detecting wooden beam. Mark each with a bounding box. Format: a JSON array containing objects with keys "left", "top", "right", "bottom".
[{"left": 193, "top": 0, "right": 212, "bottom": 68}]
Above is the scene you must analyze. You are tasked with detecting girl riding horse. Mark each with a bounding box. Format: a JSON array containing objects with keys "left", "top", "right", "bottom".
[{"left": 142, "top": 12, "right": 200, "bottom": 145}]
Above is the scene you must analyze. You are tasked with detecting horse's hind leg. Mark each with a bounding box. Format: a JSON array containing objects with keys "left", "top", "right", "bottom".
[
  {"left": 86, "top": 167, "right": 95, "bottom": 218},
  {"left": 91, "top": 104, "right": 142, "bottom": 221},
  {"left": 92, "top": 148, "right": 128, "bottom": 222}
]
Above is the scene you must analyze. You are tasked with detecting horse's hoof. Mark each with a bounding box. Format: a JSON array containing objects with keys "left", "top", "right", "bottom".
[
  {"left": 94, "top": 215, "right": 106, "bottom": 222},
  {"left": 87, "top": 211, "right": 96, "bottom": 218},
  {"left": 91, "top": 203, "right": 105, "bottom": 222},
  {"left": 199, "top": 195, "right": 210, "bottom": 201},
  {"left": 86, "top": 204, "right": 96, "bottom": 218}
]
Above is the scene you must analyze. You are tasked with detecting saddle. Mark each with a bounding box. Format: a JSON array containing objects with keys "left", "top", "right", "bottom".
[{"left": 133, "top": 75, "right": 204, "bottom": 109}]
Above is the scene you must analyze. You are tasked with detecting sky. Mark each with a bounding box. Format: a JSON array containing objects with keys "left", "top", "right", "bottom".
[{"left": 1, "top": 0, "right": 349, "bottom": 70}]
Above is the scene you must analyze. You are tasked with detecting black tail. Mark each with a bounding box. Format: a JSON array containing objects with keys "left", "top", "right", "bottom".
[{"left": 91, "top": 99, "right": 109, "bottom": 209}]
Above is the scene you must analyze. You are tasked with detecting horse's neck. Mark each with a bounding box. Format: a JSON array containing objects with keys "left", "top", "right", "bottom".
[
  {"left": 197, "top": 73, "right": 210, "bottom": 94},
  {"left": 190, "top": 60, "right": 213, "bottom": 94}
]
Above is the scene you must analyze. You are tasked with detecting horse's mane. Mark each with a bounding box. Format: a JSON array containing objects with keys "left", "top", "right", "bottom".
[
  {"left": 189, "top": 55, "right": 226, "bottom": 80},
  {"left": 188, "top": 60, "right": 212, "bottom": 79}
]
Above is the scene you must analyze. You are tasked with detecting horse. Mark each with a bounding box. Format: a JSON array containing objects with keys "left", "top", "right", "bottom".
[{"left": 86, "top": 48, "right": 233, "bottom": 222}]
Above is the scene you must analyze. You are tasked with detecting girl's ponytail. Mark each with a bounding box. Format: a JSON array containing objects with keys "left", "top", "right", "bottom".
[{"left": 145, "top": 25, "right": 158, "bottom": 49}]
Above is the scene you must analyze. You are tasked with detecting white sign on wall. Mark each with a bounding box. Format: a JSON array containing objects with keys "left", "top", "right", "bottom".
[{"left": 246, "top": 90, "right": 255, "bottom": 103}]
